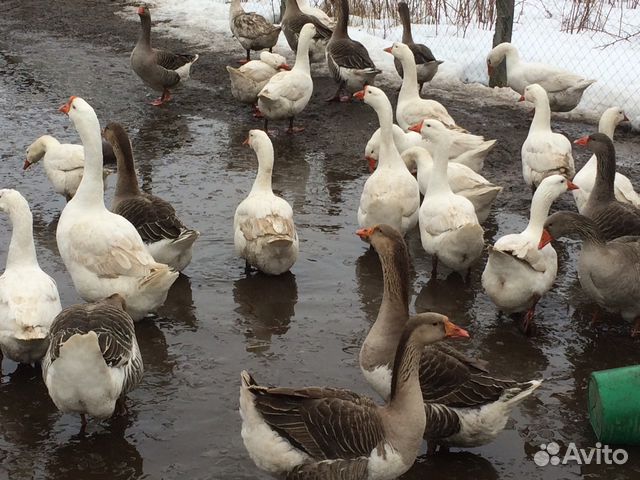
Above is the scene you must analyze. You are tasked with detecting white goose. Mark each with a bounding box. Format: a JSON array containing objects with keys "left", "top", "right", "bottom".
[
  {"left": 257, "top": 23, "right": 316, "bottom": 133},
  {"left": 364, "top": 125, "right": 423, "bottom": 171},
  {"left": 572, "top": 107, "right": 639, "bottom": 212},
  {"left": 234, "top": 130, "right": 299, "bottom": 275},
  {"left": 487, "top": 42, "right": 595, "bottom": 112},
  {"left": 42, "top": 294, "right": 143, "bottom": 427},
  {"left": 355, "top": 86, "right": 420, "bottom": 235},
  {"left": 0, "top": 189, "right": 61, "bottom": 367},
  {"left": 56, "top": 96, "right": 178, "bottom": 321},
  {"left": 227, "top": 52, "right": 290, "bottom": 109},
  {"left": 24, "top": 135, "right": 113, "bottom": 201},
  {"left": 415, "top": 120, "right": 484, "bottom": 276},
  {"left": 402, "top": 146, "right": 502, "bottom": 224},
  {"left": 481, "top": 175, "right": 578, "bottom": 334},
  {"left": 520, "top": 84, "right": 575, "bottom": 188},
  {"left": 385, "top": 42, "right": 458, "bottom": 130}
]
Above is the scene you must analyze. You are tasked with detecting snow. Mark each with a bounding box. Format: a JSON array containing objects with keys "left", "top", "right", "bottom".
[{"left": 124, "top": 0, "right": 640, "bottom": 126}]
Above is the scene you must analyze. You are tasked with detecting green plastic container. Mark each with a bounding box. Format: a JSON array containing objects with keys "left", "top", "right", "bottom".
[{"left": 588, "top": 365, "right": 640, "bottom": 445}]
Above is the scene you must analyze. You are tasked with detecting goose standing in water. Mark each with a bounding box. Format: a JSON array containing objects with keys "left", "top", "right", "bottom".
[
  {"left": 257, "top": 23, "right": 316, "bottom": 133},
  {"left": 576, "top": 133, "right": 640, "bottom": 240},
  {"left": 0, "top": 189, "right": 61, "bottom": 370},
  {"left": 240, "top": 313, "right": 470, "bottom": 478},
  {"left": 130, "top": 6, "right": 199, "bottom": 106},
  {"left": 229, "top": 0, "right": 281, "bottom": 63},
  {"left": 42, "top": 294, "right": 143, "bottom": 429},
  {"left": 56, "top": 96, "right": 178, "bottom": 321},
  {"left": 572, "top": 107, "right": 638, "bottom": 212},
  {"left": 481, "top": 175, "right": 578, "bottom": 334},
  {"left": 325, "top": 0, "right": 381, "bottom": 102},
  {"left": 541, "top": 211, "right": 640, "bottom": 336},
  {"left": 103, "top": 122, "right": 199, "bottom": 272},
  {"left": 394, "top": 2, "right": 442, "bottom": 93},
  {"left": 234, "top": 130, "right": 298, "bottom": 275},
  {"left": 357, "top": 224, "right": 541, "bottom": 453}
]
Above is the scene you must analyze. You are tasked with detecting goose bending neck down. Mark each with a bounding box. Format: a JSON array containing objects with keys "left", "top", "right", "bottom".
[
  {"left": 56, "top": 96, "right": 178, "bottom": 320},
  {"left": 239, "top": 313, "right": 469, "bottom": 479},
  {"left": 354, "top": 86, "right": 420, "bottom": 235}
]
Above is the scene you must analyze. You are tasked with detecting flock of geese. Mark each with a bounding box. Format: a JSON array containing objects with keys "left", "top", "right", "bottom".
[{"left": 1, "top": 1, "right": 639, "bottom": 479}]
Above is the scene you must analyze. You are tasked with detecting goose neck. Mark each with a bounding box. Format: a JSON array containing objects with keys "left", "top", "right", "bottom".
[
  {"left": 138, "top": 14, "right": 152, "bottom": 48},
  {"left": 230, "top": 0, "right": 244, "bottom": 18},
  {"left": 590, "top": 144, "right": 616, "bottom": 201},
  {"left": 398, "top": 51, "right": 419, "bottom": 99},
  {"left": 6, "top": 205, "right": 38, "bottom": 269},
  {"left": 333, "top": 0, "right": 349, "bottom": 38},
  {"left": 530, "top": 98, "right": 551, "bottom": 132},
  {"left": 375, "top": 101, "right": 405, "bottom": 170},
  {"left": 70, "top": 114, "right": 106, "bottom": 208},
  {"left": 425, "top": 143, "right": 451, "bottom": 196},
  {"left": 598, "top": 115, "right": 617, "bottom": 140},
  {"left": 250, "top": 146, "right": 274, "bottom": 194},
  {"left": 398, "top": 5, "right": 413, "bottom": 44},
  {"left": 293, "top": 34, "right": 311, "bottom": 74},
  {"left": 112, "top": 136, "right": 140, "bottom": 197},
  {"left": 523, "top": 186, "right": 556, "bottom": 239}
]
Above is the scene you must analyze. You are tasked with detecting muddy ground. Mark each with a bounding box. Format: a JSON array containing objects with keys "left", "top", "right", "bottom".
[{"left": 0, "top": 0, "right": 639, "bottom": 479}]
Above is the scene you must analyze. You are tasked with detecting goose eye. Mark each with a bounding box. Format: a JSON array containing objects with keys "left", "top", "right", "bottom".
[{"left": 432, "top": 322, "right": 438, "bottom": 326}]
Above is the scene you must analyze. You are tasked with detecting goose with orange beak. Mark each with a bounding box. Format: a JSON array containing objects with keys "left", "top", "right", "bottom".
[
  {"left": 353, "top": 86, "right": 419, "bottom": 236},
  {"left": 481, "top": 175, "right": 578, "bottom": 335},
  {"left": 540, "top": 211, "right": 640, "bottom": 337}
]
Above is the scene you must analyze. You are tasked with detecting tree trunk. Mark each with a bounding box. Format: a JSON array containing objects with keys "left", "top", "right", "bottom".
[{"left": 490, "top": 0, "right": 514, "bottom": 87}]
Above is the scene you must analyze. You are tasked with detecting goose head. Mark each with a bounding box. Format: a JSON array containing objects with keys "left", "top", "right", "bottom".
[
  {"left": 352, "top": 85, "right": 390, "bottom": 111},
  {"left": 0, "top": 189, "right": 27, "bottom": 214},
  {"left": 402, "top": 313, "right": 470, "bottom": 353},
  {"left": 539, "top": 211, "right": 597, "bottom": 249},
  {"left": 383, "top": 42, "right": 411, "bottom": 61},
  {"left": 519, "top": 83, "right": 547, "bottom": 104},
  {"left": 486, "top": 42, "right": 518, "bottom": 75},
  {"left": 244, "top": 129, "right": 273, "bottom": 160},
  {"left": 259, "top": 52, "right": 290, "bottom": 71},
  {"left": 356, "top": 223, "right": 406, "bottom": 255},
  {"left": 408, "top": 118, "right": 450, "bottom": 147},
  {"left": 24, "top": 136, "right": 52, "bottom": 170},
  {"left": 299, "top": 23, "right": 317, "bottom": 44},
  {"left": 137, "top": 5, "right": 150, "bottom": 18},
  {"left": 599, "top": 107, "right": 628, "bottom": 136},
  {"left": 573, "top": 132, "right": 615, "bottom": 156},
  {"left": 59, "top": 96, "right": 95, "bottom": 123},
  {"left": 535, "top": 174, "right": 579, "bottom": 205}
]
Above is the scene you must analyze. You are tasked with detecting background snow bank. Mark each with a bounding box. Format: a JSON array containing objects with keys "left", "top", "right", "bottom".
[{"left": 126, "top": 0, "right": 640, "bottom": 126}]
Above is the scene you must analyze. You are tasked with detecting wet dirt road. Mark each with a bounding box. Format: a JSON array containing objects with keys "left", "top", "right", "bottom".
[{"left": 1, "top": 1, "right": 639, "bottom": 479}]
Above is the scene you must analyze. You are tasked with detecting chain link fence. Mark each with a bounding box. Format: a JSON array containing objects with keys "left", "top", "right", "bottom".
[{"left": 246, "top": 0, "right": 640, "bottom": 118}]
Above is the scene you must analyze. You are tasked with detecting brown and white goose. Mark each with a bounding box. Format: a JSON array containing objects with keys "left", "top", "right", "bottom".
[
  {"left": 577, "top": 133, "right": 640, "bottom": 240},
  {"left": 281, "top": 0, "right": 333, "bottom": 64},
  {"left": 103, "top": 122, "right": 199, "bottom": 272},
  {"left": 130, "top": 6, "right": 199, "bottom": 106},
  {"left": 540, "top": 211, "right": 640, "bottom": 336},
  {"left": 325, "top": 0, "right": 381, "bottom": 102},
  {"left": 229, "top": 0, "right": 281, "bottom": 63},
  {"left": 357, "top": 224, "right": 541, "bottom": 452},
  {"left": 240, "top": 312, "right": 470, "bottom": 479},
  {"left": 394, "top": 2, "right": 442, "bottom": 94},
  {"left": 42, "top": 294, "right": 143, "bottom": 428}
]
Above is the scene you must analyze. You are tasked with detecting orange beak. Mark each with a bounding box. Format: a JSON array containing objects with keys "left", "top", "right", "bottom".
[
  {"left": 384, "top": 46, "right": 393, "bottom": 54},
  {"left": 566, "top": 180, "right": 579, "bottom": 191},
  {"left": 356, "top": 227, "right": 374, "bottom": 240},
  {"left": 408, "top": 120, "right": 423, "bottom": 133},
  {"left": 278, "top": 63, "right": 291, "bottom": 71},
  {"left": 366, "top": 156, "right": 377, "bottom": 173},
  {"left": 574, "top": 135, "right": 589, "bottom": 146},
  {"left": 353, "top": 90, "right": 365, "bottom": 101},
  {"left": 518, "top": 95, "right": 525, "bottom": 102},
  {"left": 243, "top": 136, "right": 250, "bottom": 145},
  {"left": 444, "top": 318, "right": 470, "bottom": 338},
  {"left": 539, "top": 229, "right": 553, "bottom": 249},
  {"left": 137, "top": 6, "right": 145, "bottom": 14},
  {"left": 59, "top": 96, "right": 76, "bottom": 115},
  {"left": 23, "top": 159, "right": 31, "bottom": 170}
]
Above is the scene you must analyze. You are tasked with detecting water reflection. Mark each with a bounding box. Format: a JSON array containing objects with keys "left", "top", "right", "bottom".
[
  {"left": 415, "top": 272, "right": 477, "bottom": 324},
  {"left": 158, "top": 274, "right": 198, "bottom": 330},
  {"left": 45, "top": 426, "right": 143, "bottom": 480},
  {"left": 354, "top": 247, "right": 383, "bottom": 320},
  {"left": 402, "top": 451, "right": 498, "bottom": 479},
  {"left": 233, "top": 271, "right": 298, "bottom": 352}
]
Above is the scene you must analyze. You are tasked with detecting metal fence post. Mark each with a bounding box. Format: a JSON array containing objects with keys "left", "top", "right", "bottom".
[{"left": 490, "top": 0, "right": 514, "bottom": 87}]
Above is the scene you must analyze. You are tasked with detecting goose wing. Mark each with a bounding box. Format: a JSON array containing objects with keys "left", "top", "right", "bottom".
[{"left": 114, "top": 194, "right": 185, "bottom": 243}]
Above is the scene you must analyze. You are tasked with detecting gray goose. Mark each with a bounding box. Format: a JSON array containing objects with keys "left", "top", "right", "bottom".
[
  {"left": 357, "top": 224, "right": 541, "bottom": 452},
  {"left": 540, "top": 211, "right": 640, "bottom": 336},
  {"left": 325, "top": 0, "right": 381, "bottom": 102},
  {"left": 281, "top": 0, "right": 333, "bottom": 64},
  {"left": 394, "top": 2, "right": 442, "bottom": 94},
  {"left": 240, "top": 313, "right": 470, "bottom": 479},
  {"left": 130, "top": 6, "right": 199, "bottom": 106},
  {"left": 578, "top": 133, "right": 640, "bottom": 240},
  {"left": 41, "top": 294, "right": 143, "bottom": 429},
  {"left": 229, "top": 0, "right": 281, "bottom": 63},
  {"left": 103, "top": 122, "right": 199, "bottom": 272}
]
